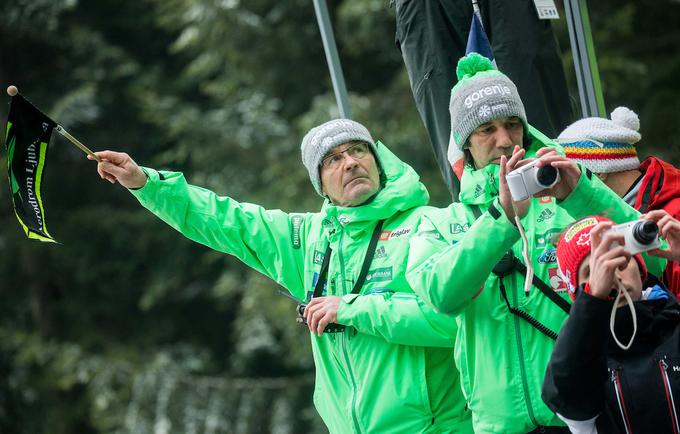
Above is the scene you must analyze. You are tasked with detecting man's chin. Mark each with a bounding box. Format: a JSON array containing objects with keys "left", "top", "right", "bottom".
[{"left": 343, "top": 185, "right": 379, "bottom": 206}]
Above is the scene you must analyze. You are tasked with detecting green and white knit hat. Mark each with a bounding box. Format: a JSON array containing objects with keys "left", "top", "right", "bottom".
[
  {"left": 448, "top": 53, "right": 527, "bottom": 156},
  {"left": 300, "top": 118, "right": 377, "bottom": 196}
]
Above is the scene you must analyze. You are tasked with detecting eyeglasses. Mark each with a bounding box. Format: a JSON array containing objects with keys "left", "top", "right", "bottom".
[{"left": 320, "top": 143, "right": 370, "bottom": 170}]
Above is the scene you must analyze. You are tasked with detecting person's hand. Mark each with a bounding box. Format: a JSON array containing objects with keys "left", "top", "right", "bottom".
[
  {"left": 499, "top": 146, "right": 530, "bottom": 224},
  {"left": 303, "top": 296, "right": 342, "bottom": 336},
  {"left": 643, "top": 210, "right": 680, "bottom": 262},
  {"left": 587, "top": 221, "right": 631, "bottom": 300},
  {"left": 88, "top": 150, "right": 147, "bottom": 189},
  {"left": 533, "top": 147, "right": 582, "bottom": 200}
]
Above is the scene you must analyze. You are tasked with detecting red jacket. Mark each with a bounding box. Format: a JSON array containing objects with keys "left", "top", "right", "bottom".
[{"left": 636, "top": 157, "right": 680, "bottom": 295}]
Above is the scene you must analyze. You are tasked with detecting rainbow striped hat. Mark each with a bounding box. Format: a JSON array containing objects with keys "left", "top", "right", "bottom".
[{"left": 557, "top": 107, "right": 641, "bottom": 173}]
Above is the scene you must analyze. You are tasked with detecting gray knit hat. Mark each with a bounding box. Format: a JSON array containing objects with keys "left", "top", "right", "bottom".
[
  {"left": 301, "top": 118, "right": 377, "bottom": 196},
  {"left": 449, "top": 53, "right": 527, "bottom": 151}
]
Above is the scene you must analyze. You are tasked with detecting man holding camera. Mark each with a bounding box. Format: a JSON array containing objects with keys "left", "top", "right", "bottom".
[
  {"left": 405, "top": 53, "right": 666, "bottom": 433},
  {"left": 89, "top": 118, "right": 472, "bottom": 433}
]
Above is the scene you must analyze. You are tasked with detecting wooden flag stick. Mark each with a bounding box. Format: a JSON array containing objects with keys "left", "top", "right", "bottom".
[
  {"left": 55, "top": 125, "right": 101, "bottom": 162},
  {"left": 6, "top": 85, "right": 101, "bottom": 163}
]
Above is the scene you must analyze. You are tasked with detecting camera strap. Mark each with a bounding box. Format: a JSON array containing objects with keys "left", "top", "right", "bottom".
[
  {"left": 470, "top": 204, "right": 570, "bottom": 340},
  {"left": 312, "top": 219, "right": 386, "bottom": 298}
]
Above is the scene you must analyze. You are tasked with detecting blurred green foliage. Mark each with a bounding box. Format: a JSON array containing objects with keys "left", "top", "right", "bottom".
[{"left": 0, "top": 0, "right": 679, "bottom": 433}]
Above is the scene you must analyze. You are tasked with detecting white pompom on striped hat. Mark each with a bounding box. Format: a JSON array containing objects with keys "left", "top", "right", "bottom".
[{"left": 557, "top": 107, "right": 642, "bottom": 173}]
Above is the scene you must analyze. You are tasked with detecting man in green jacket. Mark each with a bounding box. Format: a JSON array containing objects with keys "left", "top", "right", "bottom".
[
  {"left": 405, "top": 53, "right": 666, "bottom": 434},
  {"left": 90, "top": 118, "right": 472, "bottom": 433}
]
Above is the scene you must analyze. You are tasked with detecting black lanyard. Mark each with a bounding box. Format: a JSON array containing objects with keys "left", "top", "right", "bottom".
[
  {"left": 312, "top": 220, "right": 385, "bottom": 298},
  {"left": 470, "top": 204, "right": 570, "bottom": 340}
]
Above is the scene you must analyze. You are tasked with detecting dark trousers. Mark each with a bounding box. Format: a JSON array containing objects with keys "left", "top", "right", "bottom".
[{"left": 394, "top": 0, "right": 573, "bottom": 200}]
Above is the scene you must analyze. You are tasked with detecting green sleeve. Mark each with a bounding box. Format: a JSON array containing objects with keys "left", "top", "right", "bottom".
[
  {"left": 558, "top": 168, "right": 667, "bottom": 277},
  {"left": 335, "top": 292, "right": 456, "bottom": 347},
  {"left": 129, "top": 168, "right": 306, "bottom": 299},
  {"left": 406, "top": 201, "right": 520, "bottom": 314}
]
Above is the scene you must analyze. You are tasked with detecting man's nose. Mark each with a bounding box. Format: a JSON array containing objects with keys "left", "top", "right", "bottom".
[
  {"left": 342, "top": 153, "right": 360, "bottom": 170},
  {"left": 495, "top": 127, "right": 513, "bottom": 148}
]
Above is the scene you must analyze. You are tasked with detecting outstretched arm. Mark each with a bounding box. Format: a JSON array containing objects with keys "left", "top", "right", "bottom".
[{"left": 90, "top": 150, "right": 307, "bottom": 299}]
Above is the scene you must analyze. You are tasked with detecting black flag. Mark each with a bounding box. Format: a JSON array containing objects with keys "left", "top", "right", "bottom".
[{"left": 4, "top": 94, "right": 57, "bottom": 242}]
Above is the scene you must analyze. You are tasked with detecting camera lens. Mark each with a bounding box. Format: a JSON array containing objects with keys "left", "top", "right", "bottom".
[
  {"left": 632, "top": 220, "right": 659, "bottom": 244},
  {"left": 536, "top": 165, "right": 558, "bottom": 187}
]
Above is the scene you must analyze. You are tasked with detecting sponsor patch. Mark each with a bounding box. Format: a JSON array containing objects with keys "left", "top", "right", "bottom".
[
  {"left": 534, "top": 228, "right": 562, "bottom": 248},
  {"left": 380, "top": 227, "right": 412, "bottom": 240},
  {"left": 365, "top": 287, "right": 395, "bottom": 295},
  {"left": 536, "top": 209, "right": 555, "bottom": 223},
  {"left": 564, "top": 217, "right": 598, "bottom": 241},
  {"left": 374, "top": 245, "right": 387, "bottom": 259},
  {"left": 450, "top": 223, "right": 471, "bottom": 234},
  {"left": 313, "top": 250, "right": 325, "bottom": 265},
  {"left": 474, "top": 184, "right": 484, "bottom": 198},
  {"left": 420, "top": 230, "right": 443, "bottom": 240},
  {"left": 538, "top": 247, "right": 557, "bottom": 264},
  {"left": 290, "top": 215, "right": 304, "bottom": 249},
  {"left": 366, "top": 267, "right": 393, "bottom": 282},
  {"left": 539, "top": 196, "right": 553, "bottom": 204}
]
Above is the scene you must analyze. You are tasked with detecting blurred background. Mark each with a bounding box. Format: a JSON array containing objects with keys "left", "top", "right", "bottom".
[{"left": 1, "top": 1, "right": 679, "bottom": 433}]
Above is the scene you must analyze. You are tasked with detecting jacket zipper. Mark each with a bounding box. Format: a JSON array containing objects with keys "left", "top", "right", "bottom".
[
  {"left": 611, "top": 368, "right": 633, "bottom": 434},
  {"left": 337, "top": 230, "right": 362, "bottom": 434},
  {"left": 510, "top": 279, "right": 539, "bottom": 427},
  {"left": 659, "top": 359, "right": 680, "bottom": 433}
]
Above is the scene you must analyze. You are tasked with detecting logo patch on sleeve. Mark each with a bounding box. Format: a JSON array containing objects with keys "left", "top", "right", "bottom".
[{"left": 290, "top": 215, "right": 304, "bottom": 249}]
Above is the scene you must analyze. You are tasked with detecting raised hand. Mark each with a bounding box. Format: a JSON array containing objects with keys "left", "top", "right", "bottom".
[
  {"left": 88, "top": 150, "right": 147, "bottom": 189},
  {"left": 644, "top": 210, "right": 680, "bottom": 262},
  {"left": 533, "top": 146, "right": 582, "bottom": 200}
]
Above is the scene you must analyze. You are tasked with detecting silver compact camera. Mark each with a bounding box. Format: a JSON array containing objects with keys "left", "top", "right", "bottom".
[
  {"left": 606, "top": 220, "right": 661, "bottom": 255},
  {"left": 506, "top": 159, "right": 560, "bottom": 201}
]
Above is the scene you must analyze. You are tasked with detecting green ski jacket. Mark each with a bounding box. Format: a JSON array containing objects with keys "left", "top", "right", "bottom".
[
  {"left": 406, "top": 127, "right": 665, "bottom": 434},
  {"left": 129, "top": 142, "right": 472, "bottom": 434}
]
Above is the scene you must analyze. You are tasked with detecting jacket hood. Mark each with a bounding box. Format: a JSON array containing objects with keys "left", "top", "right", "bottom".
[
  {"left": 637, "top": 156, "right": 680, "bottom": 213},
  {"left": 459, "top": 125, "right": 561, "bottom": 205},
  {"left": 320, "top": 140, "right": 429, "bottom": 228}
]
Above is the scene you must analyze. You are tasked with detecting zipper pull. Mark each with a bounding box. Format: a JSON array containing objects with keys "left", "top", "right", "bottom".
[{"left": 661, "top": 358, "right": 669, "bottom": 371}]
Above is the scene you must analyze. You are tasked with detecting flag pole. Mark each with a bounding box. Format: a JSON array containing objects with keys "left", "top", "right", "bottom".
[
  {"left": 54, "top": 125, "right": 101, "bottom": 162},
  {"left": 313, "top": 0, "right": 352, "bottom": 119},
  {"left": 6, "top": 85, "right": 101, "bottom": 162},
  {"left": 564, "top": 0, "right": 605, "bottom": 117}
]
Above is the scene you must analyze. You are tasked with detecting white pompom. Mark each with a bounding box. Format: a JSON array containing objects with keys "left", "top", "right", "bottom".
[{"left": 610, "top": 107, "right": 640, "bottom": 131}]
